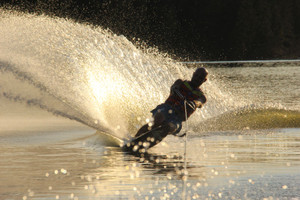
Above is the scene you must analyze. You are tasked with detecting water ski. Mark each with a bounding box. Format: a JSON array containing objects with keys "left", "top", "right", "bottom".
[{"left": 122, "top": 126, "right": 168, "bottom": 154}]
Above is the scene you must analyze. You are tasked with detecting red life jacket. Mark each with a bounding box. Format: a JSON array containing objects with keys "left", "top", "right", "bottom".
[{"left": 165, "top": 80, "right": 204, "bottom": 120}]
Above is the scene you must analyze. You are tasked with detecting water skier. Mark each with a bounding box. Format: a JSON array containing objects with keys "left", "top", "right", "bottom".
[{"left": 127, "top": 67, "right": 208, "bottom": 152}]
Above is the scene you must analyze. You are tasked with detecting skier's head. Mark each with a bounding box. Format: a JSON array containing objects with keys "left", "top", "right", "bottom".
[{"left": 191, "top": 67, "right": 208, "bottom": 87}]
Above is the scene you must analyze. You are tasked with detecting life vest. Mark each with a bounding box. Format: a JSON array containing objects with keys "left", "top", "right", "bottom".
[{"left": 165, "top": 80, "right": 204, "bottom": 120}]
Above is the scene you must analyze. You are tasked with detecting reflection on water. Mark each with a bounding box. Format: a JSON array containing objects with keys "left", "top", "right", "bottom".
[{"left": 1, "top": 128, "right": 299, "bottom": 199}]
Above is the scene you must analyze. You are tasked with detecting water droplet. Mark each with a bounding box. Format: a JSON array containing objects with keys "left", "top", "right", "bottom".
[
  {"left": 143, "top": 142, "right": 150, "bottom": 148},
  {"left": 133, "top": 145, "right": 139, "bottom": 152},
  {"left": 282, "top": 185, "right": 288, "bottom": 189},
  {"left": 60, "top": 168, "right": 67, "bottom": 174}
]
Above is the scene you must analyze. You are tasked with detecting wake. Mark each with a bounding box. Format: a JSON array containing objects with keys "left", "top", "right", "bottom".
[{"left": 196, "top": 106, "right": 300, "bottom": 132}]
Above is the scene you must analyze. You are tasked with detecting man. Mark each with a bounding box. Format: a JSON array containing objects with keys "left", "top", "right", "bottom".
[{"left": 131, "top": 67, "right": 208, "bottom": 151}]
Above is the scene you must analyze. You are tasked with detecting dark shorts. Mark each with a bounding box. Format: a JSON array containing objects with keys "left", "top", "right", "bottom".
[{"left": 151, "top": 103, "right": 182, "bottom": 134}]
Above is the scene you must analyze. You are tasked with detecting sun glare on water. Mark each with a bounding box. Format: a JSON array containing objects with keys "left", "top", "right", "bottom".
[{"left": 86, "top": 65, "right": 133, "bottom": 133}]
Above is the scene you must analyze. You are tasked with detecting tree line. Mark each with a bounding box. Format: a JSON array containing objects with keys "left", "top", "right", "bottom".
[{"left": 1, "top": 0, "right": 300, "bottom": 61}]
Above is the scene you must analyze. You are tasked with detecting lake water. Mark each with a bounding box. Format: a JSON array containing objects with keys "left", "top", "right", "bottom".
[{"left": 1, "top": 10, "right": 300, "bottom": 200}]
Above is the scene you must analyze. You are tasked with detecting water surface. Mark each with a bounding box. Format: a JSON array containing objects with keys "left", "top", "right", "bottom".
[{"left": 0, "top": 11, "right": 300, "bottom": 200}]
